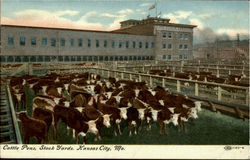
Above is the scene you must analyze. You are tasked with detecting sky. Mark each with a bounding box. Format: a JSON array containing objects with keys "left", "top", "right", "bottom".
[{"left": 1, "top": 0, "right": 249, "bottom": 43}]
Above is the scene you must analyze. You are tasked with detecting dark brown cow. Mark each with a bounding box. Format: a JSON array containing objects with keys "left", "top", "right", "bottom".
[{"left": 18, "top": 112, "right": 48, "bottom": 144}]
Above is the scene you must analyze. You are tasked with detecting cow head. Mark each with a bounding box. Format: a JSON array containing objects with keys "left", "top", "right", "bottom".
[
  {"left": 171, "top": 113, "right": 180, "bottom": 126},
  {"left": 150, "top": 108, "right": 160, "bottom": 122},
  {"left": 194, "top": 101, "right": 202, "bottom": 112},
  {"left": 119, "top": 107, "right": 129, "bottom": 120},
  {"left": 137, "top": 108, "right": 146, "bottom": 120},
  {"left": 86, "top": 119, "right": 98, "bottom": 135},
  {"left": 188, "top": 107, "right": 198, "bottom": 119},
  {"left": 102, "top": 114, "right": 112, "bottom": 128}
]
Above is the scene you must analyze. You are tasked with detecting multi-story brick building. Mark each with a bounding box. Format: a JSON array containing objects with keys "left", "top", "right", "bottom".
[{"left": 0, "top": 17, "right": 196, "bottom": 63}]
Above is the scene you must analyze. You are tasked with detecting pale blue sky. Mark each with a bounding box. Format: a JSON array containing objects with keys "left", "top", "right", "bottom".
[{"left": 1, "top": 0, "right": 249, "bottom": 40}]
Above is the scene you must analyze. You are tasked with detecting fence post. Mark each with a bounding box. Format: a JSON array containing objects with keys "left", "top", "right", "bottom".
[
  {"left": 177, "top": 80, "right": 181, "bottom": 92},
  {"left": 149, "top": 76, "right": 153, "bottom": 88},
  {"left": 195, "top": 82, "right": 199, "bottom": 96},
  {"left": 101, "top": 69, "right": 104, "bottom": 76},
  {"left": 121, "top": 72, "right": 124, "bottom": 79},
  {"left": 162, "top": 78, "right": 165, "bottom": 88},
  {"left": 217, "top": 86, "right": 222, "bottom": 101},
  {"left": 107, "top": 70, "right": 110, "bottom": 78},
  {"left": 129, "top": 73, "right": 132, "bottom": 80},
  {"left": 246, "top": 89, "right": 249, "bottom": 106},
  {"left": 138, "top": 75, "right": 142, "bottom": 82},
  {"left": 216, "top": 66, "right": 220, "bottom": 77},
  {"left": 197, "top": 67, "right": 200, "bottom": 73},
  {"left": 28, "top": 63, "right": 33, "bottom": 75}
]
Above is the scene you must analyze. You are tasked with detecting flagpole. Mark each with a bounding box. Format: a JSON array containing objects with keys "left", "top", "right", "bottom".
[{"left": 155, "top": 0, "right": 157, "bottom": 18}]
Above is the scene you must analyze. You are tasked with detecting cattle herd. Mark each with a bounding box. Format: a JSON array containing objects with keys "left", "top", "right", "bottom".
[
  {"left": 9, "top": 71, "right": 203, "bottom": 144},
  {"left": 148, "top": 69, "right": 248, "bottom": 86}
]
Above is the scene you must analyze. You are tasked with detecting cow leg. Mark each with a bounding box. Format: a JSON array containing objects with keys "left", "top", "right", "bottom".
[
  {"left": 159, "top": 121, "right": 163, "bottom": 135},
  {"left": 83, "top": 136, "right": 87, "bottom": 144},
  {"left": 66, "top": 126, "right": 71, "bottom": 136},
  {"left": 117, "top": 123, "right": 122, "bottom": 135},
  {"left": 178, "top": 119, "right": 182, "bottom": 132},
  {"left": 183, "top": 122, "right": 187, "bottom": 133},
  {"left": 134, "top": 121, "right": 138, "bottom": 135},
  {"left": 113, "top": 122, "right": 118, "bottom": 136},
  {"left": 164, "top": 123, "right": 168, "bottom": 135},
  {"left": 128, "top": 121, "right": 132, "bottom": 136},
  {"left": 138, "top": 120, "right": 143, "bottom": 131},
  {"left": 75, "top": 131, "right": 79, "bottom": 144},
  {"left": 72, "top": 129, "right": 76, "bottom": 139}
]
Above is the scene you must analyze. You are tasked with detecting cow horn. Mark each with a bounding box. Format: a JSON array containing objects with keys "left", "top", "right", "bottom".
[
  {"left": 16, "top": 111, "right": 27, "bottom": 115},
  {"left": 108, "top": 114, "right": 113, "bottom": 117},
  {"left": 96, "top": 109, "right": 104, "bottom": 116},
  {"left": 94, "top": 117, "right": 99, "bottom": 122}
]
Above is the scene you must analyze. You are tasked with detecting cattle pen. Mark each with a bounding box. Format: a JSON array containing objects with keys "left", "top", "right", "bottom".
[{"left": 0, "top": 61, "right": 249, "bottom": 145}]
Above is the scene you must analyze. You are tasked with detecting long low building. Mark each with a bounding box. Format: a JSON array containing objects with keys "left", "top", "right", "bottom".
[{"left": 0, "top": 17, "right": 196, "bottom": 63}]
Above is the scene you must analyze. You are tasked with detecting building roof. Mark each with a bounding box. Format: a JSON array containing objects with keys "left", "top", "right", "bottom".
[{"left": 1, "top": 24, "right": 154, "bottom": 36}]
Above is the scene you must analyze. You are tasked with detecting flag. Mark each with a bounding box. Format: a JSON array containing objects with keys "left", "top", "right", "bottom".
[
  {"left": 157, "top": 12, "right": 161, "bottom": 18},
  {"left": 148, "top": 4, "right": 155, "bottom": 10}
]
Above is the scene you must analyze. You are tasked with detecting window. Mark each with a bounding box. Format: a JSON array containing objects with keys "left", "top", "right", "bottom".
[
  {"left": 0, "top": 56, "right": 6, "bottom": 62},
  {"left": 51, "top": 38, "right": 56, "bottom": 47},
  {"left": 15, "top": 56, "right": 21, "bottom": 62},
  {"left": 162, "top": 44, "right": 166, "bottom": 49},
  {"left": 38, "top": 56, "right": 44, "bottom": 62},
  {"left": 110, "top": 56, "right": 114, "bottom": 61},
  {"left": 88, "top": 39, "right": 91, "bottom": 47},
  {"left": 104, "top": 56, "right": 109, "bottom": 61},
  {"left": 151, "top": 42, "right": 154, "bottom": 48},
  {"left": 112, "top": 41, "right": 115, "bottom": 48},
  {"left": 179, "top": 33, "right": 183, "bottom": 39},
  {"left": 61, "top": 38, "right": 65, "bottom": 46},
  {"left": 20, "top": 37, "right": 25, "bottom": 46},
  {"left": 133, "top": 41, "right": 136, "bottom": 48},
  {"left": 42, "top": 38, "right": 47, "bottom": 46},
  {"left": 99, "top": 56, "right": 103, "bottom": 61},
  {"left": 145, "top": 42, "right": 149, "bottom": 49},
  {"left": 23, "top": 56, "right": 29, "bottom": 62},
  {"left": 184, "top": 44, "right": 188, "bottom": 49},
  {"left": 179, "top": 55, "right": 183, "bottom": 59},
  {"left": 162, "top": 55, "right": 166, "bottom": 59},
  {"left": 96, "top": 40, "right": 99, "bottom": 48},
  {"left": 126, "top": 41, "right": 129, "bottom": 48},
  {"left": 168, "top": 55, "right": 172, "bottom": 60},
  {"left": 58, "top": 56, "right": 63, "bottom": 62},
  {"left": 78, "top": 39, "right": 82, "bottom": 47},
  {"left": 168, "top": 32, "right": 172, "bottom": 38},
  {"left": 70, "top": 39, "right": 74, "bottom": 46},
  {"left": 7, "top": 56, "right": 14, "bottom": 62},
  {"left": 139, "top": 42, "right": 142, "bottom": 48},
  {"left": 162, "top": 32, "right": 166, "bottom": 38},
  {"left": 179, "top": 44, "right": 183, "bottom": 49},
  {"left": 104, "top": 40, "right": 107, "bottom": 48},
  {"left": 184, "top": 55, "right": 188, "bottom": 59},
  {"left": 45, "top": 56, "right": 50, "bottom": 62},
  {"left": 119, "top": 41, "right": 122, "bottom": 48},
  {"left": 31, "top": 37, "right": 36, "bottom": 45},
  {"left": 168, "top": 44, "right": 172, "bottom": 49},
  {"left": 30, "top": 56, "right": 36, "bottom": 62},
  {"left": 8, "top": 37, "right": 14, "bottom": 45},
  {"left": 184, "top": 33, "right": 189, "bottom": 40}
]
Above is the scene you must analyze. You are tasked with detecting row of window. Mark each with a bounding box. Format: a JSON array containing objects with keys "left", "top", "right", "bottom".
[
  {"left": 8, "top": 37, "right": 155, "bottom": 49},
  {"left": 162, "top": 32, "right": 189, "bottom": 40},
  {"left": 162, "top": 44, "right": 188, "bottom": 49},
  {"left": 162, "top": 54, "right": 188, "bottom": 60},
  {"left": 0, "top": 55, "right": 154, "bottom": 63}
]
